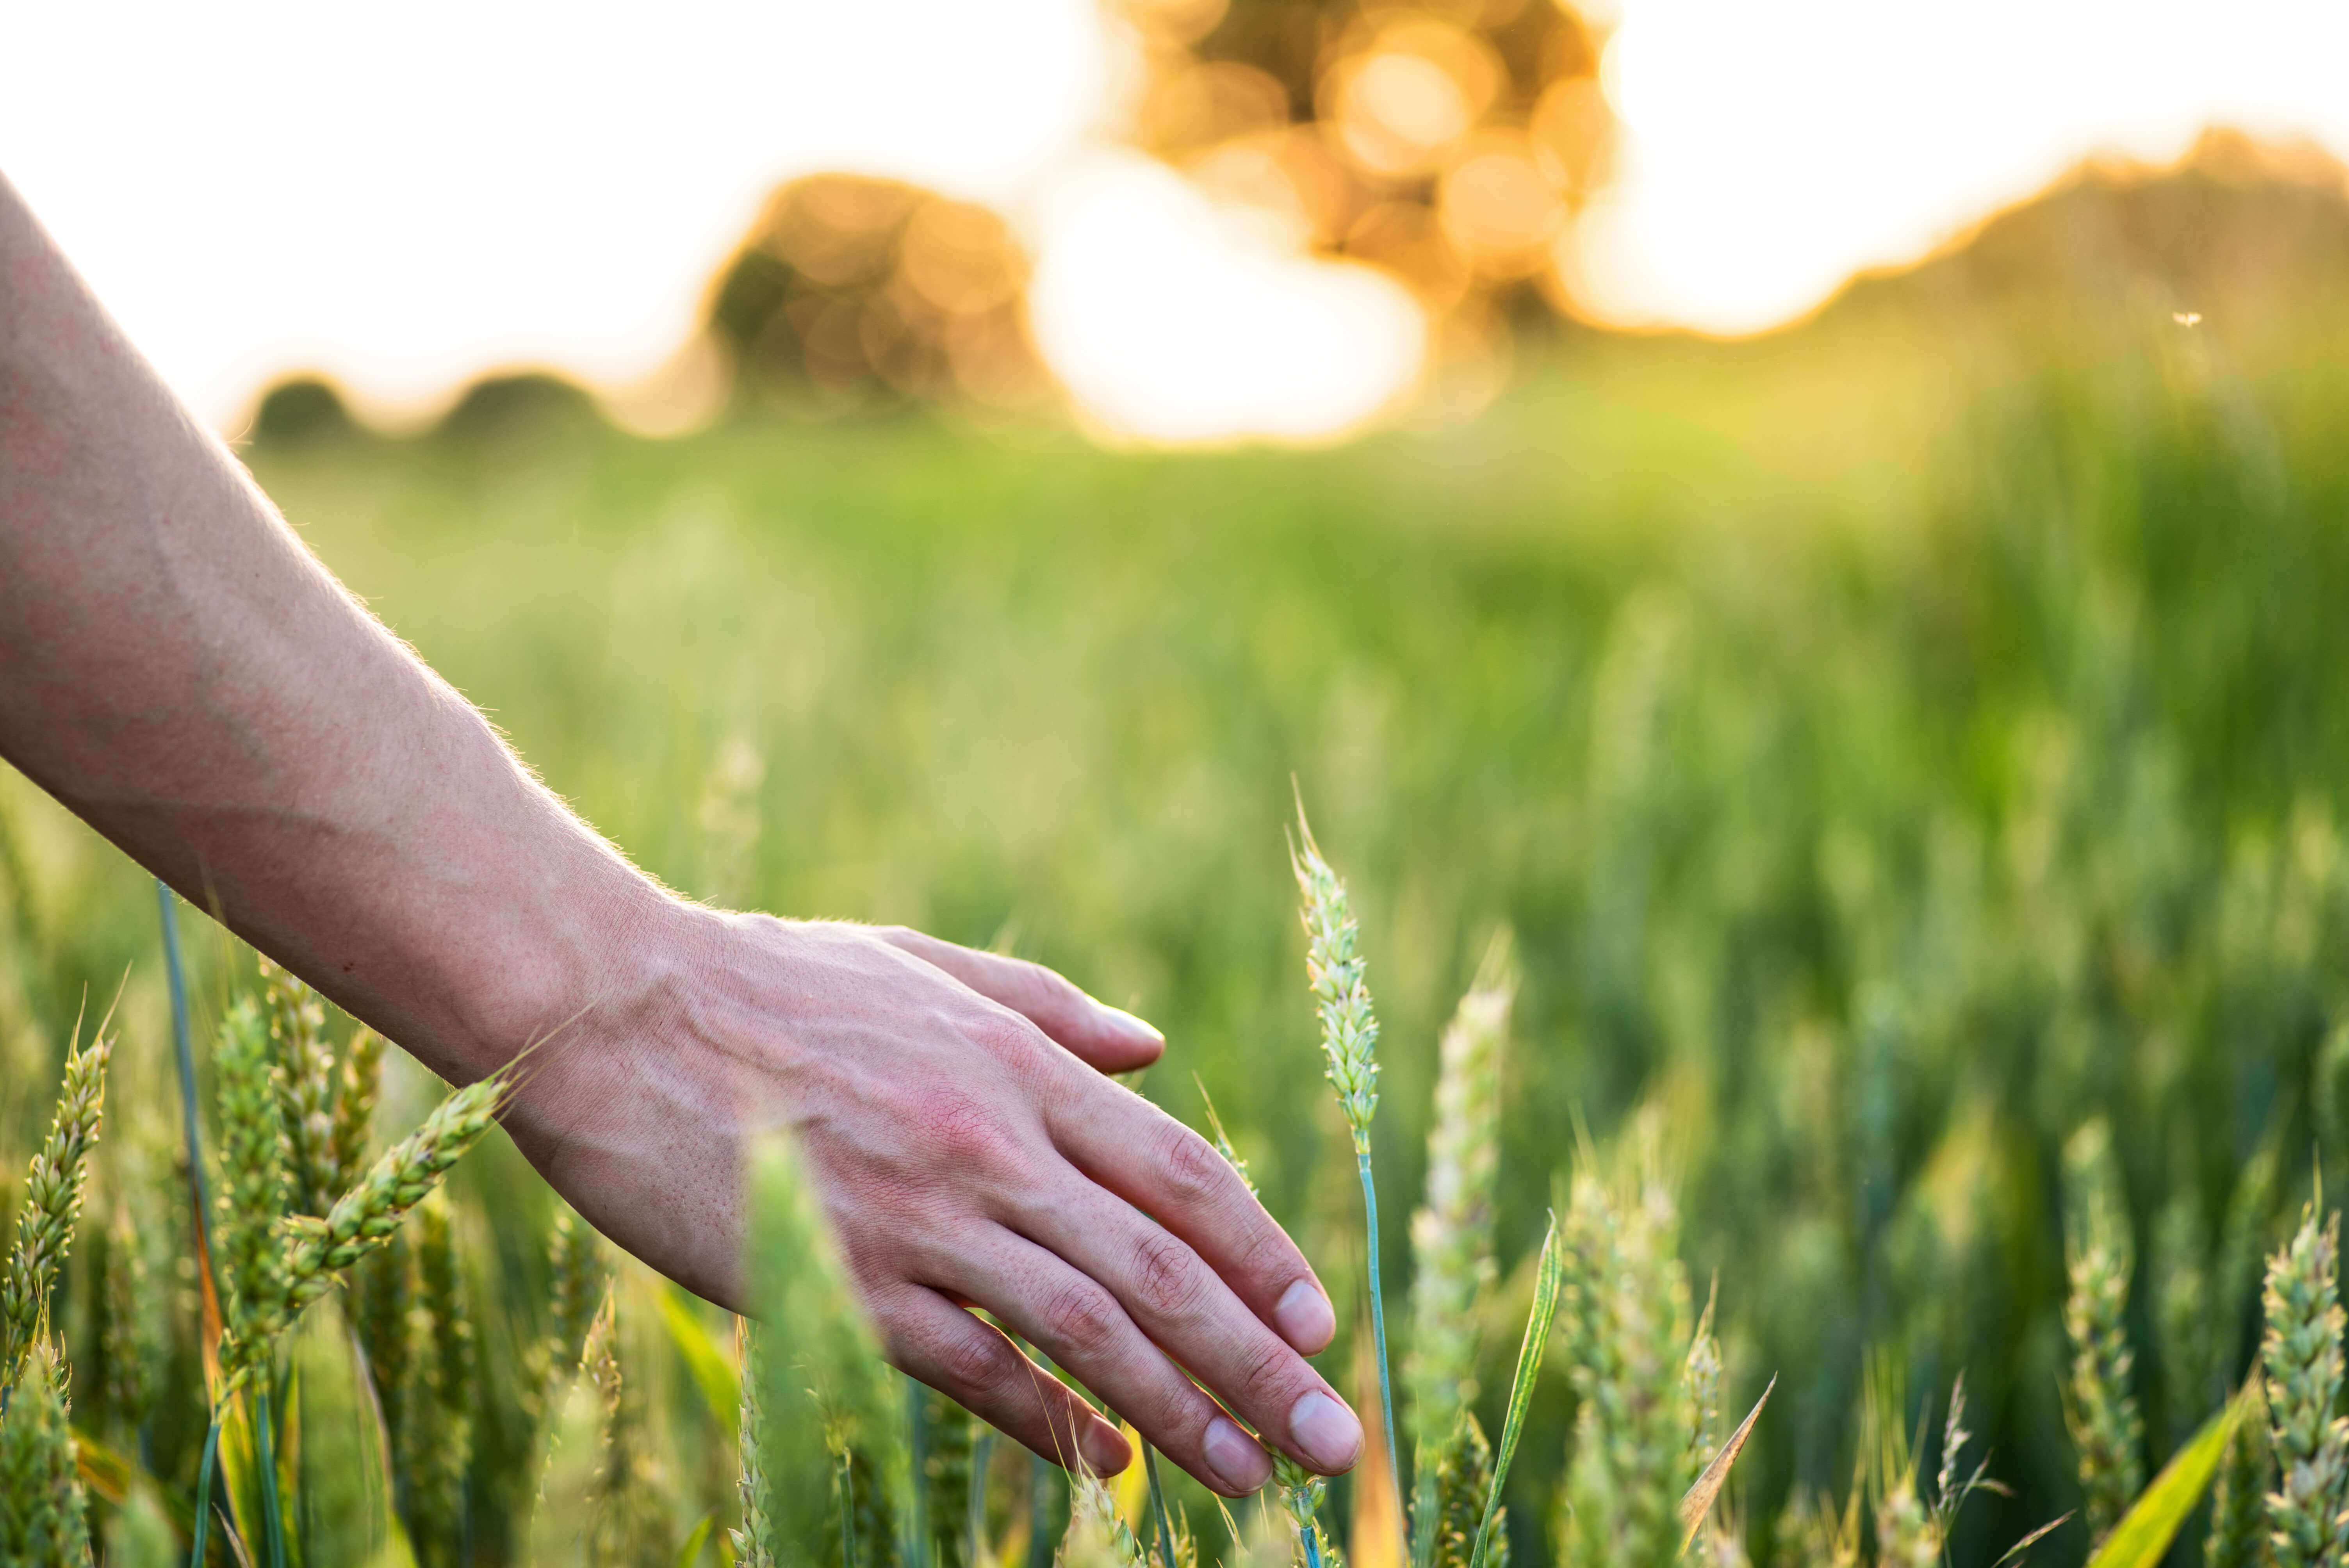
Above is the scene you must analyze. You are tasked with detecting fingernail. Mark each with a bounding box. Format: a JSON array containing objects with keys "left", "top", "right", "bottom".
[
  {"left": 1287, "top": 1390, "right": 1362, "bottom": 1474},
  {"left": 1274, "top": 1279, "right": 1335, "bottom": 1353},
  {"left": 1095, "top": 1001, "right": 1165, "bottom": 1048},
  {"left": 1081, "top": 1420, "right": 1134, "bottom": 1477},
  {"left": 1203, "top": 1415, "right": 1274, "bottom": 1495}
]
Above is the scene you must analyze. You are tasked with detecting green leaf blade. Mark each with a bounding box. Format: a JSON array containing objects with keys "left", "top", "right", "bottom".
[
  {"left": 2085, "top": 1379, "right": 2263, "bottom": 1568},
  {"left": 1465, "top": 1211, "right": 1564, "bottom": 1568}
]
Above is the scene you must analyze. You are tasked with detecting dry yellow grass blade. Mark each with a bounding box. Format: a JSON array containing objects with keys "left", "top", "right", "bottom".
[{"left": 1679, "top": 1374, "right": 1776, "bottom": 1549}]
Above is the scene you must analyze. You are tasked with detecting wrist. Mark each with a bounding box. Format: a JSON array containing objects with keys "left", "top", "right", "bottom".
[{"left": 428, "top": 837, "right": 701, "bottom": 1087}]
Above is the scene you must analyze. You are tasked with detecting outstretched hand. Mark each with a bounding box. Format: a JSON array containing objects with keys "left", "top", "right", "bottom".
[
  {"left": 0, "top": 173, "right": 1360, "bottom": 1498},
  {"left": 505, "top": 911, "right": 1364, "bottom": 1497}
]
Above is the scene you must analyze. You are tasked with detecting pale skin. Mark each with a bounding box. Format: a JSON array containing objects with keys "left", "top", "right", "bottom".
[{"left": 0, "top": 173, "right": 1364, "bottom": 1497}]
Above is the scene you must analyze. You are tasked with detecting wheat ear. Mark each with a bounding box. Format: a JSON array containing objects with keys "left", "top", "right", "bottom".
[
  {"left": 0, "top": 1015, "right": 111, "bottom": 1377},
  {"left": 260, "top": 958, "right": 339, "bottom": 1215},
  {"left": 1561, "top": 1167, "right": 1692, "bottom": 1568},
  {"left": 1407, "top": 932, "right": 1514, "bottom": 1441},
  {"left": 2204, "top": 1380, "right": 2272, "bottom": 1568},
  {"left": 734, "top": 1318, "right": 778, "bottom": 1568},
  {"left": 2061, "top": 1118, "right": 2144, "bottom": 1544},
  {"left": 1291, "top": 802, "right": 1399, "bottom": 1534},
  {"left": 221, "top": 1073, "right": 506, "bottom": 1388},
  {"left": 329, "top": 1025, "right": 387, "bottom": 1195},
  {"left": 0, "top": 1340, "right": 91, "bottom": 1563},
  {"left": 2261, "top": 1205, "right": 2349, "bottom": 1568}
]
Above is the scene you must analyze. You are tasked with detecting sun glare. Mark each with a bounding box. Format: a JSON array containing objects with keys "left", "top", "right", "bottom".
[{"left": 1026, "top": 155, "right": 1426, "bottom": 445}]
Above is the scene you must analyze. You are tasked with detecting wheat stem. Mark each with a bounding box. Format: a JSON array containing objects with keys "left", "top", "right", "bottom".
[{"left": 1292, "top": 803, "right": 1401, "bottom": 1538}]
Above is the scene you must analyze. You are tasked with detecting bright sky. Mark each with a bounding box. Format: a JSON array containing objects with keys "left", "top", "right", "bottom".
[{"left": 5, "top": 0, "right": 2349, "bottom": 442}]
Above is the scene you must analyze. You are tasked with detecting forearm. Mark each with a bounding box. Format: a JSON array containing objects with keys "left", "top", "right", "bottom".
[
  {"left": 0, "top": 176, "right": 1362, "bottom": 1495},
  {"left": 0, "top": 171, "right": 671, "bottom": 1082}
]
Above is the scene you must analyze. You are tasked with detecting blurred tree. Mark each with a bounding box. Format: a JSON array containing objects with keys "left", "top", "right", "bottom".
[
  {"left": 250, "top": 376, "right": 358, "bottom": 446},
  {"left": 706, "top": 175, "right": 1053, "bottom": 414},
  {"left": 435, "top": 371, "right": 602, "bottom": 448},
  {"left": 1114, "top": 0, "right": 1618, "bottom": 342}
]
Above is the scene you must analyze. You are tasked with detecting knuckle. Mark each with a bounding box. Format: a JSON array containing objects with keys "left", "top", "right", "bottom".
[
  {"left": 1159, "top": 1128, "right": 1230, "bottom": 1209},
  {"left": 972, "top": 1009, "right": 1050, "bottom": 1068},
  {"left": 938, "top": 1321, "right": 1019, "bottom": 1392},
  {"left": 1041, "top": 1282, "right": 1123, "bottom": 1360},
  {"left": 1233, "top": 1333, "right": 1296, "bottom": 1407},
  {"left": 1130, "top": 1228, "right": 1207, "bottom": 1321},
  {"left": 912, "top": 1090, "right": 1023, "bottom": 1174},
  {"left": 1019, "top": 958, "right": 1083, "bottom": 1012},
  {"left": 1224, "top": 1215, "right": 1288, "bottom": 1288}
]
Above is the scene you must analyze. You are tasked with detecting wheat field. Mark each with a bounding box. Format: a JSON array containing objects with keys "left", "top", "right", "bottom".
[{"left": 6, "top": 230, "right": 2349, "bottom": 1565}]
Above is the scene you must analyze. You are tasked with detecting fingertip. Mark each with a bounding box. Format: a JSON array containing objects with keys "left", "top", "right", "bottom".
[
  {"left": 1274, "top": 1279, "right": 1336, "bottom": 1354},
  {"left": 1287, "top": 1390, "right": 1363, "bottom": 1475},
  {"left": 1080, "top": 1417, "right": 1134, "bottom": 1477},
  {"left": 1085, "top": 1002, "right": 1166, "bottom": 1069}
]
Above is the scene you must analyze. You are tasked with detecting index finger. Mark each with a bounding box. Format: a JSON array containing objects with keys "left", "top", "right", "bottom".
[{"left": 1043, "top": 1068, "right": 1337, "bottom": 1357}]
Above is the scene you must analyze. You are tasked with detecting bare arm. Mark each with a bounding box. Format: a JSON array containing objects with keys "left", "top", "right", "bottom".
[{"left": 0, "top": 172, "right": 1359, "bottom": 1495}]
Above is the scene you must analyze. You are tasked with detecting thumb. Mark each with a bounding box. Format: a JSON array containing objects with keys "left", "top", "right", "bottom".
[{"left": 875, "top": 927, "right": 1165, "bottom": 1073}]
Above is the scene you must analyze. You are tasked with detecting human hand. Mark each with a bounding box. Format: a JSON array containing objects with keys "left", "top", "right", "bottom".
[{"left": 503, "top": 905, "right": 1363, "bottom": 1497}]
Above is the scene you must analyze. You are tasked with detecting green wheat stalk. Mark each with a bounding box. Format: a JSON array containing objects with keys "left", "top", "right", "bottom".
[
  {"left": 353, "top": 1228, "right": 413, "bottom": 1467},
  {"left": 2061, "top": 1118, "right": 2144, "bottom": 1545},
  {"left": 405, "top": 1194, "right": 474, "bottom": 1564},
  {"left": 2203, "top": 1380, "right": 2271, "bottom": 1568},
  {"left": 1291, "top": 800, "right": 1400, "bottom": 1529},
  {"left": 213, "top": 996, "right": 293, "bottom": 1358},
  {"left": 98, "top": 1203, "right": 155, "bottom": 1445},
  {"left": 2260, "top": 1204, "right": 2349, "bottom": 1568},
  {"left": 260, "top": 958, "right": 338, "bottom": 1216},
  {"left": 1864, "top": 1359, "right": 1939, "bottom": 1568},
  {"left": 0, "top": 1010, "right": 112, "bottom": 1379},
  {"left": 1428, "top": 1409, "right": 1504, "bottom": 1568},
  {"left": 329, "top": 1025, "right": 387, "bottom": 1195},
  {"left": 1406, "top": 933, "right": 1514, "bottom": 1568},
  {"left": 583, "top": 1294, "right": 672, "bottom": 1567},
  {"left": 540, "top": 1203, "right": 610, "bottom": 1424},
  {"left": 0, "top": 1340, "right": 92, "bottom": 1564},
  {"left": 1559, "top": 1164, "right": 1692, "bottom": 1568},
  {"left": 220, "top": 1072, "right": 509, "bottom": 1389},
  {"left": 736, "top": 1318, "right": 779, "bottom": 1568},
  {"left": 924, "top": 1385, "right": 978, "bottom": 1568}
]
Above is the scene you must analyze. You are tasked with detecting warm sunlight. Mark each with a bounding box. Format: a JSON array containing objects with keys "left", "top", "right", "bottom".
[
  {"left": 1567, "top": 0, "right": 2349, "bottom": 332},
  {"left": 1026, "top": 155, "right": 1425, "bottom": 445},
  {"left": 7, "top": 0, "right": 2349, "bottom": 437}
]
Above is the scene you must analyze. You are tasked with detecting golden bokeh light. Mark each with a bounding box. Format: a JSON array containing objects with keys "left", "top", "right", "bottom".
[
  {"left": 709, "top": 174, "right": 1050, "bottom": 413},
  {"left": 1322, "top": 20, "right": 1508, "bottom": 182},
  {"left": 1138, "top": 61, "right": 1293, "bottom": 158},
  {"left": 1438, "top": 132, "right": 1568, "bottom": 276}
]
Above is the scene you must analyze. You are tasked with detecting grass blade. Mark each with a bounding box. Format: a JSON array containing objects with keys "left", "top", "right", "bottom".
[
  {"left": 658, "top": 1279, "right": 743, "bottom": 1442},
  {"left": 189, "top": 1415, "right": 221, "bottom": 1568},
  {"left": 1143, "top": 1441, "right": 1177, "bottom": 1568},
  {"left": 676, "top": 1509, "right": 719, "bottom": 1567},
  {"left": 1465, "top": 1212, "right": 1563, "bottom": 1568},
  {"left": 1994, "top": 1515, "right": 2074, "bottom": 1568},
  {"left": 2084, "top": 1379, "right": 2263, "bottom": 1568},
  {"left": 1679, "top": 1375, "right": 1775, "bottom": 1547}
]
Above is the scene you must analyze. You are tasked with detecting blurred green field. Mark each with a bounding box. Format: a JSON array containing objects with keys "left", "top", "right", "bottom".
[{"left": 8, "top": 203, "right": 2349, "bottom": 1564}]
